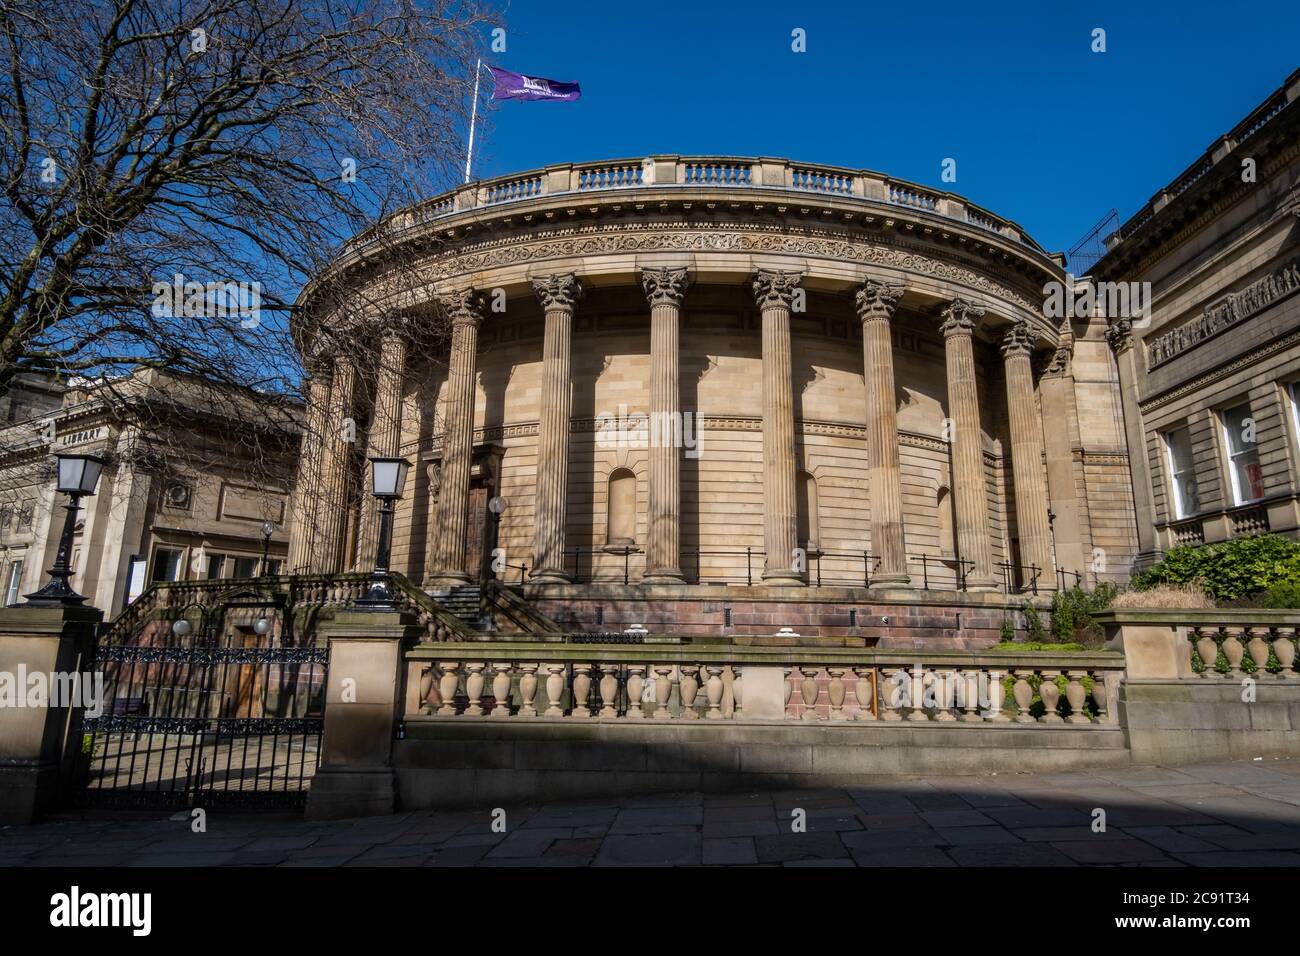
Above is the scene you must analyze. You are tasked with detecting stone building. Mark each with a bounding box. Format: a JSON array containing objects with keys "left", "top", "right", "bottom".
[
  {"left": 0, "top": 368, "right": 296, "bottom": 613},
  {"left": 1091, "top": 68, "right": 1300, "bottom": 566},
  {"left": 289, "top": 156, "right": 1138, "bottom": 643}
]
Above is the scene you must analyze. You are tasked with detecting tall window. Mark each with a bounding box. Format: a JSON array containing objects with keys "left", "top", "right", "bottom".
[
  {"left": 937, "top": 486, "right": 955, "bottom": 557},
  {"left": 1220, "top": 403, "right": 1264, "bottom": 505},
  {"left": 151, "top": 548, "right": 182, "bottom": 582},
  {"left": 606, "top": 469, "right": 636, "bottom": 546},
  {"left": 5, "top": 560, "right": 23, "bottom": 605},
  {"left": 232, "top": 556, "right": 260, "bottom": 579},
  {"left": 1164, "top": 427, "right": 1199, "bottom": 519}
]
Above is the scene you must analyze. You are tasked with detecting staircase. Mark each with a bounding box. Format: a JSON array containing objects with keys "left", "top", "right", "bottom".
[{"left": 440, "top": 585, "right": 487, "bottom": 628}]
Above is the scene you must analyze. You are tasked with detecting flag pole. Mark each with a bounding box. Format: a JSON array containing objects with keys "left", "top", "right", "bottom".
[{"left": 464, "top": 58, "right": 483, "bottom": 184}]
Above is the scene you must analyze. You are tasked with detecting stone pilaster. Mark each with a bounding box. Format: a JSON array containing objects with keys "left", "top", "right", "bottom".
[
  {"left": 1039, "top": 326, "right": 1093, "bottom": 586},
  {"left": 753, "top": 269, "right": 805, "bottom": 585},
  {"left": 531, "top": 274, "right": 583, "bottom": 583},
  {"left": 317, "top": 354, "right": 357, "bottom": 574},
  {"left": 940, "top": 298, "right": 997, "bottom": 591},
  {"left": 288, "top": 364, "right": 334, "bottom": 574},
  {"left": 1000, "top": 320, "right": 1055, "bottom": 590},
  {"left": 428, "top": 291, "right": 485, "bottom": 587},
  {"left": 855, "top": 280, "right": 911, "bottom": 588},
  {"left": 356, "top": 324, "right": 410, "bottom": 571},
  {"left": 641, "top": 267, "right": 689, "bottom": 584},
  {"left": 1106, "top": 318, "right": 1162, "bottom": 568}
]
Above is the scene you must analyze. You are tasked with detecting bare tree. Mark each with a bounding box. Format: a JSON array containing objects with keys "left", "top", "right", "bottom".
[{"left": 0, "top": 0, "right": 488, "bottom": 407}]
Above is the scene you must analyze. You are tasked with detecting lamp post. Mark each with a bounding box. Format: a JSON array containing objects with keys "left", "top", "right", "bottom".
[
  {"left": 259, "top": 521, "right": 275, "bottom": 577},
  {"left": 19, "top": 453, "right": 106, "bottom": 607},
  {"left": 356, "top": 456, "right": 411, "bottom": 609}
]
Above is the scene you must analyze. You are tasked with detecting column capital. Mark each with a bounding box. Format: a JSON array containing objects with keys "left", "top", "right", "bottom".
[
  {"left": 752, "top": 269, "right": 803, "bottom": 309},
  {"left": 1044, "top": 337, "right": 1074, "bottom": 377},
  {"left": 854, "top": 280, "right": 906, "bottom": 323},
  {"left": 940, "top": 297, "right": 986, "bottom": 338},
  {"left": 440, "top": 289, "right": 486, "bottom": 328},
  {"left": 641, "top": 267, "right": 690, "bottom": 305},
  {"left": 998, "top": 320, "right": 1034, "bottom": 359},
  {"left": 532, "top": 273, "right": 583, "bottom": 311},
  {"left": 1105, "top": 317, "right": 1134, "bottom": 354}
]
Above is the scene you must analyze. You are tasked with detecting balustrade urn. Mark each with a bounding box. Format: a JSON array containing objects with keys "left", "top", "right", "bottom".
[
  {"left": 544, "top": 664, "right": 566, "bottom": 717},
  {"left": 653, "top": 665, "right": 674, "bottom": 719},
  {"left": 1274, "top": 632, "right": 1297, "bottom": 675},
  {"left": 626, "top": 665, "right": 647, "bottom": 717},
  {"left": 783, "top": 667, "right": 794, "bottom": 713},
  {"left": 704, "top": 666, "right": 725, "bottom": 719},
  {"left": 906, "top": 667, "right": 929, "bottom": 721},
  {"left": 1246, "top": 630, "right": 1271, "bottom": 671},
  {"left": 418, "top": 666, "right": 435, "bottom": 715},
  {"left": 491, "top": 663, "right": 513, "bottom": 717},
  {"left": 986, "top": 670, "right": 1009, "bottom": 721},
  {"left": 799, "top": 666, "right": 820, "bottom": 719},
  {"left": 731, "top": 666, "right": 744, "bottom": 717},
  {"left": 1195, "top": 630, "right": 1221, "bottom": 676},
  {"left": 679, "top": 665, "right": 701, "bottom": 718},
  {"left": 437, "top": 662, "right": 460, "bottom": 716},
  {"left": 826, "top": 667, "right": 848, "bottom": 720},
  {"left": 1064, "top": 671, "right": 1089, "bottom": 724},
  {"left": 1038, "top": 671, "right": 1063, "bottom": 723},
  {"left": 854, "top": 667, "right": 877, "bottom": 719},
  {"left": 1221, "top": 630, "right": 1245, "bottom": 673},
  {"left": 932, "top": 670, "right": 957, "bottom": 721},
  {"left": 517, "top": 663, "right": 540, "bottom": 717},
  {"left": 598, "top": 664, "right": 620, "bottom": 718},
  {"left": 958, "top": 670, "right": 982, "bottom": 722},
  {"left": 464, "top": 663, "right": 487, "bottom": 717},
  {"left": 1090, "top": 677, "right": 1109, "bottom": 721},
  {"left": 571, "top": 664, "right": 594, "bottom": 718},
  {"left": 879, "top": 666, "right": 903, "bottom": 720},
  {"left": 1012, "top": 672, "right": 1035, "bottom": 723}
]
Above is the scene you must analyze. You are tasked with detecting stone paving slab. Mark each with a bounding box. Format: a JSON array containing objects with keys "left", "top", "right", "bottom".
[{"left": 4, "top": 759, "right": 1300, "bottom": 867}]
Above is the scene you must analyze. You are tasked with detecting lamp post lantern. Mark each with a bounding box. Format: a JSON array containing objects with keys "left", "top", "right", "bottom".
[
  {"left": 18, "top": 453, "right": 106, "bottom": 607},
  {"left": 259, "top": 521, "right": 275, "bottom": 577},
  {"left": 356, "top": 456, "right": 411, "bottom": 609}
]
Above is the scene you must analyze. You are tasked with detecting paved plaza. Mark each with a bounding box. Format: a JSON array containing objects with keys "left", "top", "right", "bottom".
[{"left": 4, "top": 759, "right": 1300, "bottom": 868}]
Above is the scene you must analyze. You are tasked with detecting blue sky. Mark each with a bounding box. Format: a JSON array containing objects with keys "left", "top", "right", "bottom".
[{"left": 471, "top": 0, "right": 1300, "bottom": 258}]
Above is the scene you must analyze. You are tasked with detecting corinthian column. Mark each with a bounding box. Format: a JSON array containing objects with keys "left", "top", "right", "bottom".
[
  {"left": 1107, "top": 319, "right": 1162, "bottom": 567},
  {"left": 531, "top": 273, "right": 583, "bottom": 583},
  {"left": 753, "top": 269, "right": 805, "bottom": 585},
  {"left": 855, "top": 280, "right": 911, "bottom": 588},
  {"left": 428, "top": 290, "right": 485, "bottom": 587},
  {"left": 939, "top": 298, "right": 996, "bottom": 591},
  {"left": 642, "top": 267, "right": 689, "bottom": 584},
  {"left": 1000, "top": 321, "right": 1055, "bottom": 589},
  {"left": 356, "top": 323, "right": 409, "bottom": 571},
  {"left": 288, "top": 363, "right": 333, "bottom": 574},
  {"left": 317, "top": 353, "right": 357, "bottom": 574}
]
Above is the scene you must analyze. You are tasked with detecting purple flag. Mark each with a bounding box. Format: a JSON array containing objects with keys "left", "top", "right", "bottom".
[{"left": 487, "top": 66, "right": 581, "bottom": 102}]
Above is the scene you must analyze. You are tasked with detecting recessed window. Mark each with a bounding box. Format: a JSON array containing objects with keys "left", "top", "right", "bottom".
[
  {"left": 5, "top": 560, "right": 24, "bottom": 605},
  {"left": 232, "top": 556, "right": 259, "bottom": 579},
  {"left": 206, "top": 553, "right": 226, "bottom": 579},
  {"left": 1163, "top": 427, "right": 1199, "bottom": 519},
  {"left": 606, "top": 469, "right": 636, "bottom": 546},
  {"left": 151, "top": 548, "right": 183, "bottom": 583},
  {"left": 1219, "top": 403, "right": 1264, "bottom": 505}
]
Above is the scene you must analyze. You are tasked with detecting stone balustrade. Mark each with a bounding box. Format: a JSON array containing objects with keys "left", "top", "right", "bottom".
[
  {"left": 1187, "top": 622, "right": 1299, "bottom": 678},
  {"left": 343, "top": 154, "right": 1039, "bottom": 257},
  {"left": 402, "top": 643, "right": 1123, "bottom": 726}
]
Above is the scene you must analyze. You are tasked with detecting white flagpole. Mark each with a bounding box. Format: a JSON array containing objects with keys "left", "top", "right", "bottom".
[{"left": 464, "top": 58, "right": 483, "bottom": 184}]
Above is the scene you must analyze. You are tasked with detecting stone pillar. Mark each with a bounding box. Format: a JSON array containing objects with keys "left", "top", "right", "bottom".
[
  {"left": 641, "top": 267, "right": 690, "bottom": 584},
  {"left": 1000, "top": 320, "right": 1055, "bottom": 590},
  {"left": 428, "top": 291, "right": 485, "bottom": 588},
  {"left": 316, "top": 354, "right": 358, "bottom": 574},
  {"left": 0, "top": 605, "right": 101, "bottom": 823},
  {"left": 531, "top": 274, "right": 583, "bottom": 583},
  {"left": 753, "top": 270, "right": 805, "bottom": 585},
  {"left": 356, "top": 324, "right": 410, "bottom": 572},
  {"left": 939, "top": 298, "right": 997, "bottom": 591},
  {"left": 855, "top": 280, "right": 911, "bottom": 587},
  {"left": 306, "top": 609, "right": 422, "bottom": 820},
  {"left": 288, "top": 364, "right": 334, "bottom": 574},
  {"left": 1039, "top": 329, "right": 1092, "bottom": 586},
  {"left": 1106, "top": 319, "right": 1162, "bottom": 569}
]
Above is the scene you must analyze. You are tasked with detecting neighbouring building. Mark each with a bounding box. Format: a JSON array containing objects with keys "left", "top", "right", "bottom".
[
  {"left": 288, "top": 154, "right": 1139, "bottom": 645},
  {"left": 1091, "top": 68, "right": 1300, "bottom": 567},
  {"left": 0, "top": 368, "right": 297, "bottom": 614}
]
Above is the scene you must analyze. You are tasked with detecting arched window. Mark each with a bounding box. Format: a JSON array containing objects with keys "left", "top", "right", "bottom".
[
  {"left": 606, "top": 468, "right": 637, "bottom": 546},
  {"left": 796, "top": 471, "right": 819, "bottom": 553},
  {"left": 937, "top": 486, "right": 956, "bottom": 559}
]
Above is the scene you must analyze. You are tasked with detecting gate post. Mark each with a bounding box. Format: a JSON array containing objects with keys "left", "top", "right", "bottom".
[
  {"left": 306, "top": 609, "right": 421, "bottom": 820},
  {"left": 0, "top": 605, "right": 102, "bottom": 824}
]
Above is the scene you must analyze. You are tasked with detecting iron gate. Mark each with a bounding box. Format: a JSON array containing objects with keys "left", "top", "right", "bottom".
[{"left": 78, "top": 608, "right": 328, "bottom": 810}]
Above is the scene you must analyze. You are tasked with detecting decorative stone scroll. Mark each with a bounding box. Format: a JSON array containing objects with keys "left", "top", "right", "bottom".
[{"left": 1147, "top": 256, "right": 1300, "bottom": 367}]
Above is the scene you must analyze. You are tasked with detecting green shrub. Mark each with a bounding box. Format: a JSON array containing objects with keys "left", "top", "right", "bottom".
[
  {"left": 1021, "top": 603, "right": 1047, "bottom": 642},
  {"left": 1131, "top": 534, "right": 1300, "bottom": 601},
  {"left": 1261, "top": 580, "right": 1300, "bottom": 609},
  {"left": 1049, "top": 583, "right": 1118, "bottom": 645},
  {"left": 999, "top": 617, "right": 1015, "bottom": 643}
]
